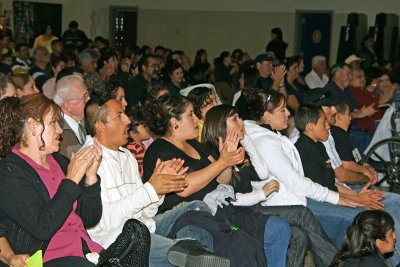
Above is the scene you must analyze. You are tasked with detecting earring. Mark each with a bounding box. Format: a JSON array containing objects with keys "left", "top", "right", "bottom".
[{"left": 174, "top": 125, "right": 179, "bottom": 130}]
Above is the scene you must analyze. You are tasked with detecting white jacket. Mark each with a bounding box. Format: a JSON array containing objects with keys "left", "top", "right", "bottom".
[
  {"left": 82, "top": 136, "right": 163, "bottom": 248},
  {"left": 244, "top": 120, "right": 339, "bottom": 206}
]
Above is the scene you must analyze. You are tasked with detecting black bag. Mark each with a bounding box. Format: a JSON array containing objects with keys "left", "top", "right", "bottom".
[{"left": 98, "top": 219, "right": 150, "bottom": 267}]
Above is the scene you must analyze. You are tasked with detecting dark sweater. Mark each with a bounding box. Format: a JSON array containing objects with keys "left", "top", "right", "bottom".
[{"left": 0, "top": 152, "right": 102, "bottom": 256}]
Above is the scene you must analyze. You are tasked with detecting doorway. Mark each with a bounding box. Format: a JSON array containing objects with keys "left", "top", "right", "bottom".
[
  {"left": 296, "top": 11, "right": 332, "bottom": 74},
  {"left": 109, "top": 7, "right": 138, "bottom": 55}
]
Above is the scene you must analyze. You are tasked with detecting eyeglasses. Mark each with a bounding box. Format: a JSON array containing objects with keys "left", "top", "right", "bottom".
[
  {"left": 68, "top": 92, "right": 89, "bottom": 102},
  {"left": 312, "top": 91, "right": 333, "bottom": 104}
]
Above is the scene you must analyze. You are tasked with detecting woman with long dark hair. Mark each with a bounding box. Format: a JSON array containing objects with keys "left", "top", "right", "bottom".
[{"left": 330, "top": 210, "right": 395, "bottom": 267}]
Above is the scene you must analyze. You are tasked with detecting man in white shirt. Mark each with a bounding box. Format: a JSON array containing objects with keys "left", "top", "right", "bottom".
[
  {"left": 305, "top": 56, "right": 329, "bottom": 89},
  {"left": 53, "top": 75, "right": 90, "bottom": 158},
  {"left": 81, "top": 92, "right": 227, "bottom": 266}
]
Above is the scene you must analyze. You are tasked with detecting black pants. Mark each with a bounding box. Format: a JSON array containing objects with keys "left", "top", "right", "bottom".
[
  {"left": 251, "top": 204, "right": 338, "bottom": 267},
  {"left": 44, "top": 256, "right": 96, "bottom": 267}
]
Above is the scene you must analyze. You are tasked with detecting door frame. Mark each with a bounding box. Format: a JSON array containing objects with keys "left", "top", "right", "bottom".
[
  {"left": 294, "top": 10, "right": 334, "bottom": 58},
  {"left": 109, "top": 6, "right": 139, "bottom": 49}
]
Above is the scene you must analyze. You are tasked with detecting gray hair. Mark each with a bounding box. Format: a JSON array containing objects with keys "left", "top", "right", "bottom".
[
  {"left": 330, "top": 62, "right": 349, "bottom": 79},
  {"left": 32, "top": 46, "right": 48, "bottom": 59},
  {"left": 311, "top": 55, "right": 326, "bottom": 67},
  {"left": 53, "top": 75, "right": 85, "bottom": 107},
  {"left": 78, "top": 48, "right": 99, "bottom": 66}
]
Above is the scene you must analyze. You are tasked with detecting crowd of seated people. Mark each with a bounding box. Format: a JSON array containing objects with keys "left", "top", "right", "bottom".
[{"left": 3, "top": 16, "right": 400, "bottom": 267}]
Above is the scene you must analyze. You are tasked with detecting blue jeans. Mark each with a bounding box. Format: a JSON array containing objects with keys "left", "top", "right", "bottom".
[
  {"left": 264, "top": 216, "right": 291, "bottom": 267},
  {"left": 149, "top": 200, "right": 213, "bottom": 267},
  {"left": 348, "top": 127, "right": 372, "bottom": 157},
  {"left": 307, "top": 197, "right": 400, "bottom": 267}
]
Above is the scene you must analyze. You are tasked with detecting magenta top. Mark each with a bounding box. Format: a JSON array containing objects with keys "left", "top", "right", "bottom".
[{"left": 12, "top": 144, "right": 103, "bottom": 262}]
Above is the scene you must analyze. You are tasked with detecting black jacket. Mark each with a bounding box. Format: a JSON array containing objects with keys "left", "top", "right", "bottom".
[{"left": 0, "top": 152, "right": 102, "bottom": 255}]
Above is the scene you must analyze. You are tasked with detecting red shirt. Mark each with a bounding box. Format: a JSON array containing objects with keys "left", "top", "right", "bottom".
[
  {"left": 12, "top": 145, "right": 103, "bottom": 262},
  {"left": 350, "top": 86, "right": 386, "bottom": 133},
  {"left": 125, "top": 141, "right": 146, "bottom": 178}
]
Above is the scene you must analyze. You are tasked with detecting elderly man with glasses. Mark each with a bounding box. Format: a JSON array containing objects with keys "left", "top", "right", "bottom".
[{"left": 53, "top": 75, "right": 90, "bottom": 158}]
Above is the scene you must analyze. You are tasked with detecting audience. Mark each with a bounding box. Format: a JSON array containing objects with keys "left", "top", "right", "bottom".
[
  {"left": 2, "top": 17, "right": 400, "bottom": 266},
  {"left": 294, "top": 103, "right": 400, "bottom": 266},
  {"left": 201, "top": 104, "right": 338, "bottom": 267},
  {"left": 143, "top": 93, "right": 290, "bottom": 266},
  {"left": 82, "top": 93, "right": 226, "bottom": 267}
]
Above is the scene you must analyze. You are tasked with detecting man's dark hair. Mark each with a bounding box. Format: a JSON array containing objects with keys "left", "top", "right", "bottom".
[
  {"left": 94, "top": 36, "right": 104, "bottom": 43},
  {"left": 84, "top": 93, "right": 112, "bottom": 137},
  {"left": 294, "top": 104, "right": 323, "bottom": 133},
  {"left": 155, "top": 45, "right": 165, "bottom": 53},
  {"left": 69, "top": 20, "right": 78, "bottom": 29},
  {"left": 139, "top": 54, "right": 156, "bottom": 72},
  {"left": 56, "top": 67, "right": 84, "bottom": 82},
  {"left": 97, "top": 48, "right": 117, "bottom": 70},
  {"left": 15, "top": 43, "right": 28, "bottom": 52}
]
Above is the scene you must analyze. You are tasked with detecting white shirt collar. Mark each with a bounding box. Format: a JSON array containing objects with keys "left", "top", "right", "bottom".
[{"left": 63, "top": 113, "right": 80, "bottom": 138}]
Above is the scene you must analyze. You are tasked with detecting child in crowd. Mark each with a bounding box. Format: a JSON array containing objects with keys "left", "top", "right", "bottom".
[
  {"left": 330, "top": 210, "right": 395, "bottom": 267},
  {"left": 124, "top": 106, "right": 150, "bottom": 178},
  {"left": 330, "top": 101, "right": 377, "bottom": 181}
]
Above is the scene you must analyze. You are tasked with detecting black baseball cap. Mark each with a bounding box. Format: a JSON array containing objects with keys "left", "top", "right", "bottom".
[
  {"left": 303, "top": 88, "right": 344, "bottom": 106},
  {"left": 254, "top": 54, "right": 273, "bottom": 64}
]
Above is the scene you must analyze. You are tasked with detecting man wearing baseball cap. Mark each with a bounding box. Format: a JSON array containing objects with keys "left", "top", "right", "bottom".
[{"left": 254, "top": 53, "right": 287, "bottom": 93}]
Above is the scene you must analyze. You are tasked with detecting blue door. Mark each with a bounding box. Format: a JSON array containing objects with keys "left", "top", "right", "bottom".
[{"left": 301, "top": 13, "right": 332, "bottom": 73}]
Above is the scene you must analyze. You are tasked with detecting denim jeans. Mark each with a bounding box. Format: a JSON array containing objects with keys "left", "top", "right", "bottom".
[
  {"left": 264, "top": 216, "right": 291, "bottom": 267},
  {"left": 348, "top": 127, "right": 372, "bottom": 157},
  {"left": 307, "top": 197, "right": 400, "bottom": 267},
  {"left": 149, "top": 200, "right": 213, "bottom": 267},
  {"left": 252, "top": 205, "right": 338, "bottom": 267}
]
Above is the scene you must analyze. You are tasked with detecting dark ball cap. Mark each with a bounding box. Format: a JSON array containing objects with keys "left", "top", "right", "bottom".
[
  {"left": 254, "top": 54, "right": 273, "bottom": 64},
  {"left": 303, "top": 88, "right": 344, "bottom": 107}
]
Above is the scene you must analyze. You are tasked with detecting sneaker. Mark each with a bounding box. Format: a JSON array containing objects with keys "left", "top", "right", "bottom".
[{"left": 167, "top": 240, "right": 230, "bottom": 267}]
